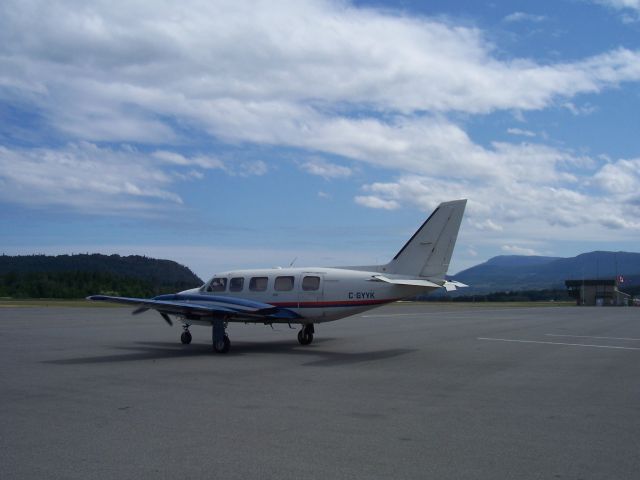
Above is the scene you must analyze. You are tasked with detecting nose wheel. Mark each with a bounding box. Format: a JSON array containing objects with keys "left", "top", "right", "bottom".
[
  {"left": 180, "top": 325, "right": 192, "bottom": 344},
  {"left": 297, "top": 324, "right": 314, "bottom": 345}
]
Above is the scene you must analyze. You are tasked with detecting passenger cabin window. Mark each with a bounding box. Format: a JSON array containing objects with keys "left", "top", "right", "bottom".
[
  {"left": 302, "top": 276, "right": 320, "bottom": 291},
  {"left": 207, "top": 278, "right": 227, "bottom": 292},
  {"left": 275, "top": 276, "right": 294, "bottom": 291},
  {"left": 229, "top": 277, "right": 244, "bottom": 292},
  {"left": 249, "top": 276, "right": 268, "bottom": 292}
]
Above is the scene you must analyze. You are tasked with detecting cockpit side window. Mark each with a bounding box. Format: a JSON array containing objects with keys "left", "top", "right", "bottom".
[{"left": 207, "top": 277, "right": 227, "bottom": 292}]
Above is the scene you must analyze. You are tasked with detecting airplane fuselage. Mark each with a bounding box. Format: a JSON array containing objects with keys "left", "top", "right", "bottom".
[{"left": 179, "top": 267, "right": 431, "bottom": 325}]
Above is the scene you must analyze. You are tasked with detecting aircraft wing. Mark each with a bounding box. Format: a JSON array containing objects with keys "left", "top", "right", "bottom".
[{"left": 87, "top": 293, "right": 301, "bottom": 323}]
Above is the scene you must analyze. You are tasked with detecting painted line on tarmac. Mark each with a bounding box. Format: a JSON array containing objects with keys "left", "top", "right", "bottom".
[
  {"left": 545, "top": 333, "right": 640, "bottom": 342},
  {"left": 362, "top": 308, "right": 523, "bottom": 318},
  {"left": 478, "top": 337, "right": 640, "bottom": 351}
]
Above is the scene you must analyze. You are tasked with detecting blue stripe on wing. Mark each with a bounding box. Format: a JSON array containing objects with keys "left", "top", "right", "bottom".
[
  {"left": 87, "top": 294, "right": 301, "bottom": 320},
  {"left": 153, "top": 293, "right": 275, "bottom": 310}
]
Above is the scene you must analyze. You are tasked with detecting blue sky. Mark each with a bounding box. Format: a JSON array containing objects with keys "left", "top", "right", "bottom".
[{"left": 1, "top": 0, "right": 639, "bottom": 280}]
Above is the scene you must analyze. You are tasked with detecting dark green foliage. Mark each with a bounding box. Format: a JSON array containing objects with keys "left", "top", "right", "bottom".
[
  {"left": 435, "top": 289, "right": 572, "bottom": 303},
  {"left": 0, "top": 254, "right": 203, "bottom": 299}
]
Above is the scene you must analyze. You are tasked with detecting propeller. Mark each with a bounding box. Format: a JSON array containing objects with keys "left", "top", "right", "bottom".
[
  {"left": 160, "top": 312, "right": 173, "bottom": 326},
  {"left": 130, "top": 305, "right": 171, "bottom": 325}
]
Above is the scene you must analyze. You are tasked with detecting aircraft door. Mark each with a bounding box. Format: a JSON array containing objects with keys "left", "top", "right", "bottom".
[{"left": 298, "top": 273, "right": 324, "bottom": 308}]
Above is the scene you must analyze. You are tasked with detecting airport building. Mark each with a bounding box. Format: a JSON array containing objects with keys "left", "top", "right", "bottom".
[{"left": 565, "top": 278, "right": 631, "bottom": 306}]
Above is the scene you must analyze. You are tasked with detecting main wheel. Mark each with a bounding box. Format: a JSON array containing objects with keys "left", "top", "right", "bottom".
[
  {"left": 298, "top": 329, "right": 313, "bottom": 345},
  {"left": 180, "top": 331, "right": 192, "bottom": 345},
  {"left": 214, "top": 335, "right": 231, "bottom": 353}
]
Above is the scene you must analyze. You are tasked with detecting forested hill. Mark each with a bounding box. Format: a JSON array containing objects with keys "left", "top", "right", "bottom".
[{"left": 0, "top": 254, "right": 203, "bottom": 299}]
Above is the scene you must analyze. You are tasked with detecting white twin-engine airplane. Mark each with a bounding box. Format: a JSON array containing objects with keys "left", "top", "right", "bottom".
[{"left": 88, "top": 199, "right": 468, "bottom": 353}]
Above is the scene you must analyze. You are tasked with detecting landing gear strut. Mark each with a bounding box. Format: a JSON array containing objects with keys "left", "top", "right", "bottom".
[
  {"left": 180, "top": 324, "right": 192, "bottom": 345},
  {"left": 297, "top": 324, "right": 314, "bottom": 345},
  {"left": 212, "top": 318, "right": 231, "bottom": 354}
]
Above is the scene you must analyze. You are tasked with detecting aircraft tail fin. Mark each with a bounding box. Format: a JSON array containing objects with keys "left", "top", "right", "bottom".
[{"left": 384, "top": 199, "right": 467, "bottom": 278}]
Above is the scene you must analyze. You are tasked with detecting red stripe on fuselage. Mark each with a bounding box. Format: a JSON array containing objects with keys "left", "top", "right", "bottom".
[{"left": 270, "top": 298, "right": 402, "bottom": 309}]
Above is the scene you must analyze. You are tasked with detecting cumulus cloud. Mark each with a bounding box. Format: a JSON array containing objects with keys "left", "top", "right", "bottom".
[
  {"left": 152, "top": 151, "right": 225, "bottom": 170},
  {"left": 590, "top": 1, "right": 640, "bottom": 21},
  {"left": 0, "top": 143, "right": 182, "bottom": 214},
  {"left": 592, "top": 0, "right": 640, "bottom": 12},
  {"left": 507, "top": 128, "right": 536, "bottom": 137},
  {"left": 354, "top": 195, "right": 400, "bottom": 210},
  {"left": 0, "top": 142, "right": 253, "bottom": 214},
  {"left": 471, "top": 219, "right": 504, "bottom": 232},
  {"left": 593, "top": 158, "right": 640, "bottom": 196},
  {"left": 0, "top": 0, "right": 639, "bottom": 239},
  {"left": 503, "top": 12, "right": 547, "bottom": 23},
  {"left": 1, "top": 0, "right": 640, "bottom": 145},
  {"left": 501, "top": 245, "right": 540, "bottom": 256},
  {"left": 299, "top": 159, "right": 352, "bottom": 179},
  {"left": 354, "top": 158, "right": 640, "bottom": 244}
]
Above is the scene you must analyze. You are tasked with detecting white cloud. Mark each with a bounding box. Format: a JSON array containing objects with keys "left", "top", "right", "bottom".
[
  {"left": 0, "top": 143, "right": 213, "bottom": 214},
  {"left": 563, "top": 102, "right": 597, "bottom": 116},
  {"left": 1, "top": 0, "right": 640, "bottom": 147},
  {"left": 592, "top": 0, "right": 640, "bottom": 12},
  {"left": 593, "top": 158, "right": 640, "bottom": 196},
  {"left": 503, "top": 12, "right": 547, "bottom": 23},
  {"left": 238, "top": 160, "right": 269, "bottom": 177},
  {"left": 471, "top": 219, "right": 504, "bottom": 232},
  {"left": 590, "top": 1, "right": 640, "bottom": 21},
  {"left": 0, "top": 142, "right": 276, "bottom": 214},
  {"left": 299, "top": 159, "right": 352, "bottom": 179},
  {"left": 152, "top": 151, "right": 225, "bottom": 170},
  {"left": 353, "top": 155, "right": 640, "bottom": 245},
  {"left": 507, "top": 128, "right": 536, "bottom": 137},
  {"left": 354, "top": 195, "right": 400, "bottom": 210},
  {"left": 501, "top": 245, "right": 539, "bottom": 256},
  {"left": 0, "top": 0, "right": 639, "bottom": 239}
]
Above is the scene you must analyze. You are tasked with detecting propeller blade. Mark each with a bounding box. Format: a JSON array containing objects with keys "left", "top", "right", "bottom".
[
  {"left": 132, "top": 306, "right": 150, "bottom": 315},
  {"left": 160, "top": 313, "right": 173, "bottom": 326}
]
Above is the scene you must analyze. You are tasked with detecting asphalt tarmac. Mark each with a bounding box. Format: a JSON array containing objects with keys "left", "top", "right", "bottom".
[{"left": 1, "top": 303, "right": 639, "bottom": 479}]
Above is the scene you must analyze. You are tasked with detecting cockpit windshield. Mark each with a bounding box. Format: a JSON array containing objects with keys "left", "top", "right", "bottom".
[{"left": 205, "top": 277, "right": 227, "bottom": 292}]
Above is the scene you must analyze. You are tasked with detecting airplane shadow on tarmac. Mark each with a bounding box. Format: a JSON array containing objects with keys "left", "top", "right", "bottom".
[{"left": 43, "top": 338, "right": 416, "bottom": 367}]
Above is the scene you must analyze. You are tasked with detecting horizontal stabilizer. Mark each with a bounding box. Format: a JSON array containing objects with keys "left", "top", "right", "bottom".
[
  {"left": 443, "top": 280, "right": 468, "bottom": 292},
  {"left": 371, "top": 275, "right": 441, "bottom": 288}
]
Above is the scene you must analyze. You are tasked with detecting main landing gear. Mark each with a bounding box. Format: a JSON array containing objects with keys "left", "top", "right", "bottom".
[
  {"left": 180, "top": 325, "right": 192, "bottom": 345},
  {"left": 297, "top": 324, "right": 314, "bottom": 346},
  {"left": 212, "top": 318, "right": 231, "bottom": 354}
]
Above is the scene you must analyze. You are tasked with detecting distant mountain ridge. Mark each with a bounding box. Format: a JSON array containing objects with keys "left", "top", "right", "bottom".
[{"left": 451, "top": 251, "right": 640, "bottom": 293}]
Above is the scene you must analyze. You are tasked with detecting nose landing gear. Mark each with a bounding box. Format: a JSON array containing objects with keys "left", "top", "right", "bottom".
[{"left": 180, "top": 325, "right": 192, "bottom": 344}]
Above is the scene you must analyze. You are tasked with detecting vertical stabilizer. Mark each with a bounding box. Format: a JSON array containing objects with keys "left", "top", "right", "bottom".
[{"left": 385, "top": 200, "right": 467, "bottom": 278}]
